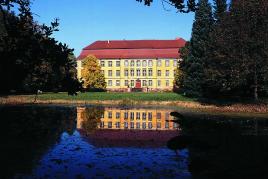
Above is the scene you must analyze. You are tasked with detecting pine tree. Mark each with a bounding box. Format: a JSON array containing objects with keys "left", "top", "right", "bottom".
[
  {"left": 213, "top": 0, "right": 227, "bottom": 21},
  {"left": 180, "top": 0, "right": 214, "bottom": 97},
  {"left": 81, "top": 55, "right": 106, "bottom": 91}
]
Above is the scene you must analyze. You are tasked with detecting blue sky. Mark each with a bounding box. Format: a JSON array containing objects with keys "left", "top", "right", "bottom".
[{"left": 31, "top": 0, "right": 195, "bottom": 56}]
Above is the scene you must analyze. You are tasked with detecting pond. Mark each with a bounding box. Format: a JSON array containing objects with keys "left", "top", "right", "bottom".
[{"left": 1, "top": 105, "right": 268, "bottom": 178}]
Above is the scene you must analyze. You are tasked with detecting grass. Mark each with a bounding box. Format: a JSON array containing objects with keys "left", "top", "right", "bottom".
[{"left": 33, "top": 92, "right": 195, "bottom": 102}]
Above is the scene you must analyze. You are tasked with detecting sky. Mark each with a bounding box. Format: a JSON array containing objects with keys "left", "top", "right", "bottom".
[{"left": 31, "top": 0, "right": 195, "bottom": 57}]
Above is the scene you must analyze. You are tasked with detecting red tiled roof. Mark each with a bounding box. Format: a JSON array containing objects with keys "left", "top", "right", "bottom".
[{"left": 77, "top": 38, "right": 186, "bottom": 60}]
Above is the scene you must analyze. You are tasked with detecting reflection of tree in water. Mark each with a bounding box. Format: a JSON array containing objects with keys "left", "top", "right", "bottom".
[
  {"left": 1, "top": 106, "right": 76, "bottom": 178},
  {"left": 167, "top": 112, "right": 268, "bottom": 178},
  {"left": 81, "top": 107, "right": 105, "bottom": 133}
]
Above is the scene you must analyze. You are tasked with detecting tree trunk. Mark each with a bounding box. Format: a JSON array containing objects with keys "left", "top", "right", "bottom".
[{"left": 254, "top": 63, "right": 258, "bottom": 101}]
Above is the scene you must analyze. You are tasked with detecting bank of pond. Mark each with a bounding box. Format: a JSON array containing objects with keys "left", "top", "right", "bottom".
[{"left": 1, "top": 105, "right": 268, "bottom": 178}]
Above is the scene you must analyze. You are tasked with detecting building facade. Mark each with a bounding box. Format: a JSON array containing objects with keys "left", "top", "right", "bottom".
[
  {"left": 77, "top": 38, "right": 186, "bottom": 91},
  {"left": 77, "top": 107, "right": 179, "bottom": 131}
]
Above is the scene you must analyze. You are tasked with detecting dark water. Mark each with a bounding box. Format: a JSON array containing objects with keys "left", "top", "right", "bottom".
[{"left": 1, "top": 105, "right": 268, "bottom": 179}]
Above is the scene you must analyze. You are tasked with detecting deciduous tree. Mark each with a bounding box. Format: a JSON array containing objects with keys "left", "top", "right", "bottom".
[{"left": 81, "top": 55, "right": 106, "bottom": 91}]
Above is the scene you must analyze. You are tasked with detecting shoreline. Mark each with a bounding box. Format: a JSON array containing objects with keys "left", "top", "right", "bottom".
[{"left": 0, "top": 95, "right": 268, "bottom": 115}]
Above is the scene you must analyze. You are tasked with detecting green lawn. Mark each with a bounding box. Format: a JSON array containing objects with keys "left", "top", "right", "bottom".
[{"left": 35, "top": 92, "right": 195, "bottom": 102}]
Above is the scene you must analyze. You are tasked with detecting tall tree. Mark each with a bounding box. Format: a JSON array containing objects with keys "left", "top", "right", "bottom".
[
  {"left": 213, "top": 0, "right": 227, "bottom": 21},
  {"left": 204, "top": 0, "right": 268, "bottom": 100},
  {"left": 179, "top": 0, "right": 213, "bottom": 97},
  {"left": 81, "top": 55, "right": 106, "bottom": 91}
]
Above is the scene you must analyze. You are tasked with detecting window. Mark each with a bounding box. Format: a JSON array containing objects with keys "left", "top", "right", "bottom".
[
  {"left": 142, "top": 112, "right": 146, "bottom": 120},
  {"left": 131, "top": 80, "right": 134, "bottom": 87},
  {"left": 157, "top": 70, "right": 161, "bottom": 76},
  {"left": 108, "top": 61, "right": 112, "bottom": 67},
  {"left": 100, "top": 121, "right": 104, "bottom": 128},
  {"left": 124, "top": 112, "right": 128, "bottom": 119},
  {"left": 116, "top": 112, "right": 120, "bottom": 119},
  {"left": 136, "top": 69, "right": 141, "bottom": 76},
  {"left": 157, "top": 122, "right": 161, "bottom": 129},
  {"left": 157, "top": 80, "right": 161, "bottom": 87},
  {"left": 148, "top": 80, "right": 153, "bottom": 86},
  {"left": 116, "top": 80, "right": 120, "bottom": 86},
  {"left": 157, "top": 112, "right": 161, "bottom": 119},
  {"left": 166, "top": 80, "right": 169, "bottom": 87},
  {"left": 157, "top": 59, "right": 162, "bottom": 67},
  {"left": 165, "top": 60, "right": 170, "bottom": 67},
  {"left": 125, "top": 80, "right": 129, "bottom": 86},
  {"left": 130, "top": 122, "right": 134, "bottom": 129},
  {"left": 174, "top": 59, "right": 177, "bottom": 67},
  {"left": 108, "top": 80, "right": 112, "bottom": 86},
  {"left": 165, "top": 122, "right": 169, "bottom": 129},
  {"left": 108, "top": 70, "right": 112, "bottom": 77},
  {"left": 116, "top": 122, "right": 120, "bottom": 128},
  {"left": 130, "top": 60, "right": 135, "bottom": 67},
  {"left": 148, "top": 60, "right": 153, "bottom": 67},
  {"left": 142, "top": 60, "right": 147, "bottom": 67},
  {"left": 124, "top": 69, "right": 129, "bottom": 77},
  {"left": 130, "top": 69, "right": 134, "bottom": 76},
  {"left": 148, "top": 69, "right": 153, "bottom": 76},
  {"left": 136, "top": 122, "right": 140, "bottom": 129},
  {"left": 142, "top": 80, "right": 147, "bottom": 87},
  {"left": 136, "top": 112, "right": 140, "bottom": 120},
  {"left": 136, "top": 60, "right": 141, "bottom": 67},
  {"left": 108, "top": 122, "right": 112, "bottom": 128},
  {"left": 165, "top": 113, "right": 169, "bottom": 121},
  {"left": 116, "top": 61, "right": 120, "bottom": 67},
  {"left": 125, "top": 60, "right": 129, "bottom": 67},
  {"left": 148, "top": 112, "right": 152, "bottom": 121},
  {"left": 148, "top": 122, "right": 153, "bottom": 129},
  {"left": 100, "top": 61, "right": 105, "bottom": 67},
  {"left": 142, "top": 69, "right": 147, "bottom": 76},
  {"left": 130, "top": 112, "right": 134, "bottom": 120},
  {"left": 142, "top": 122, "right": 146, "bottom": 129},
  {"left": 108, "top": 111, "right": 112, "bottom": 119},
  {"left": 116, "top": 70, "right": 120, "bottom": 77},
  {"left": 166, "top": 70, "right": 169, "bottom": 77},
  {"left": 124, "top": 122, "right": 128, "bottom": 129}
]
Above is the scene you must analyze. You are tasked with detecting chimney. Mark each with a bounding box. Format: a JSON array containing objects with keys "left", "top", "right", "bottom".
[{"left": 108, "top": 40, "right": 110, "bottom": 44}]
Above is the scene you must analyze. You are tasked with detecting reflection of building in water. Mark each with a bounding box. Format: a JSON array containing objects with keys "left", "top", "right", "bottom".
[{"left": 77, "top": 107, "right": 179, "bottom": 130}]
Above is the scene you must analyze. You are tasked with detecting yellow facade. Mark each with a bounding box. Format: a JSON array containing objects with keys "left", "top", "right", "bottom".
[
  {"left": 77, "top": 107, "right": 179, "bottom": 131},
  {"left": 77, "top": 58, "right": 180, "bottom": 91}
]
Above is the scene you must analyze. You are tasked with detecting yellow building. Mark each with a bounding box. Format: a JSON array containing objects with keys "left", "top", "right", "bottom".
[
  {"left": 77, "top": 38, "right": 186, "bottom": 91},
  {"left": 77, "top": 107, "right": 179, "bottom": 131}
]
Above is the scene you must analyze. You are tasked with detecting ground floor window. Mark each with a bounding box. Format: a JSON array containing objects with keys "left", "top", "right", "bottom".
[
  {"left": 157, "top": 80, "right": 161, "bottom": 87},
  {"left": 142, "top": 80, "right": 147, "bottom": 87},
  {"left": 116, "top": 80, "right": 120, "bottom": 86},
  {"left": 131, "top": 80, "right": 134, "bottom": 87},
  {"left": 108, "top": 80, "right": 112, "bottom": 86},
  {"left": 148, "top": 80, "right": 153, "bottom": 86},
  {"left": 166, "top": 80, "right": 169, "bottom": 87},
  {"left": 125, "top": 80, "right": 129, "bottom": 86}
]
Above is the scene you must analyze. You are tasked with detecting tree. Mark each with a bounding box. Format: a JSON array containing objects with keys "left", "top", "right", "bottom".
[
  {"left": 0, "top": 0, "right": 80, "bottom": 94},
  {"left": 81, "top": 55, "right": 106, "bottom": 91},
  {"left": 179, "top": 0, "right": 213, "bottom": 97},
  {"left": 203, "top": 0, "right": 268, "bottom": 100},
  {"left": 136, "top": 0, "right": 197, "bottom": 13},
  {"left": 213, "top": 0, "right": 227, "bottom": 21}
]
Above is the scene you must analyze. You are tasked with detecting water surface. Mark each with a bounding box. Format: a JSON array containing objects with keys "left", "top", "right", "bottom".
[{"left": 1, "top": 105, "right": 268, "bottom": 178}]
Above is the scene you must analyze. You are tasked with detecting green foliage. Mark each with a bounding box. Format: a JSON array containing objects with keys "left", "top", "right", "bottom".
[
  {"left": 179, "top": 0, "right": 213, "bottom": 97},
  {"left": 81, "top": 107, "right": 104, "bottom": 133},
  {"left": 81, "top": 55, "right": 106, "bottom": 90},
  {"left": 136, "top": 0, "right": 197, "bottom": 13},
  {"left": 203, "top": 0, "right": 268, "bottom": 100},
  {"left": 0, "top": 0, "right": 80, "bottom": 94}
]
